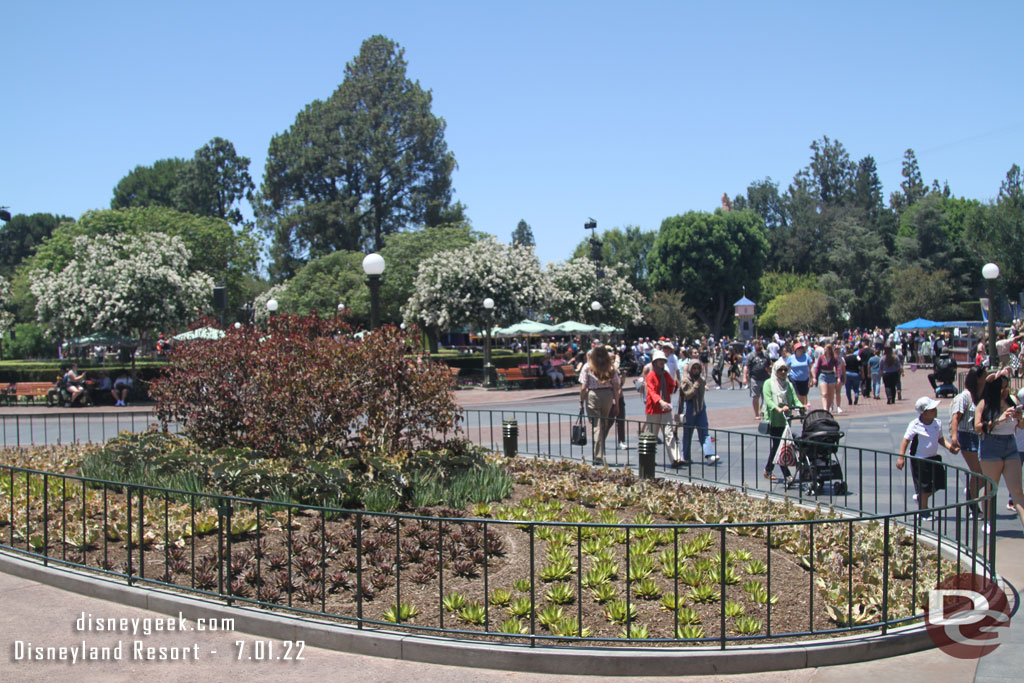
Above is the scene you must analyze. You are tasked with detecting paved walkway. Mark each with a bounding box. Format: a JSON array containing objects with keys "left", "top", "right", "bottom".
[{"left": 2, "top": 366, "right": 1021, "bottom": 680}]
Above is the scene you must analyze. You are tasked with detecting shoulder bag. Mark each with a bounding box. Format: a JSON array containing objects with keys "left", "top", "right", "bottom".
[{"left": 571, "top": 408, "right": 588, "bottom": 446}]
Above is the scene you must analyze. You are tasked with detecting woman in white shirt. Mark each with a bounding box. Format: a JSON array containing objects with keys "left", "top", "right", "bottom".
[
  {"left": 974, "top": 371, "right": 1024, "bottom": 527},
  {"left": 950, "top": 367, "right": 985, "bottom": 517}
]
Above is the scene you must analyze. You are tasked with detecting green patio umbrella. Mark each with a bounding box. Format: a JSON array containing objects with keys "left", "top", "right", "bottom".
[
  {"left": 552, "top": 320, "right": 601, "bottom": 334},
  {"left": 66, "top": 332, "right": 139, "bottom": 348},
  {"left": 494, "top": 319, "right": 557, "bottom": 367},
  {"left": 171, "top": 327, "right": 225, "bottom": 342}
]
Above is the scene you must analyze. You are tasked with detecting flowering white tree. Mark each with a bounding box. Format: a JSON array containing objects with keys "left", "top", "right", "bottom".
[
  {"left": 30, "top": 233, "right": 213, "bottom": 339},
  {"left": 404, "top": 237, "right": 547, "bottom": 330},
  {"left": 544, "top": 257, "right": 644, "bottom": 327},
  {"left": 253, "top": 283, "right": 287, "bottom": 325},
  {"left": 0, "top": 276, "right": 13, "bottom": 338}
]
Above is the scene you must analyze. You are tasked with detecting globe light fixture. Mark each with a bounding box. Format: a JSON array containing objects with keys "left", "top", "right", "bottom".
[
  {"left": 482, "top": 297, "right": 496, "bottom": 388},
  {"left": 266, "top": 299, "right": 278, "bottom": 313},
  {"left": 983, "top": 263, "right": 1000, "bottom": 364},
  {"left": 362, "top": 253, "right": 386, "bottom": 328}
]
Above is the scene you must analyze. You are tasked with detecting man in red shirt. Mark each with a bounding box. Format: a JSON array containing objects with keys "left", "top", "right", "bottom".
[{"left": 646, "top": 350, "right": 683, "bottom": 465}]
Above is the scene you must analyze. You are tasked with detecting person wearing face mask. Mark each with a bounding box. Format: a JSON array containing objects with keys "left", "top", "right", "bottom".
[
  {"left": 679, "top": 358, "right": 719, "bottom": 466},
  {"left": 762, "top": 359, "right": 804, "bottom": 484},
  {"left": 646, "top": 350, "right": 682, "bottom": 466}
]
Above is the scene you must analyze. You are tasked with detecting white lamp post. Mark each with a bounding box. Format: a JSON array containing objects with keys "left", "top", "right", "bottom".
[
  {"left": 983, "top": 263, "right": 1000, "bottom": 364},
  {"left": 362, "top": 253, "right": 386, "bottom": 328},
  {"left": 482, "top": 297, "right": 496, "bottom": 388},
  {"left": 266, "top": 298, "right": 278, "bottom": 315}
]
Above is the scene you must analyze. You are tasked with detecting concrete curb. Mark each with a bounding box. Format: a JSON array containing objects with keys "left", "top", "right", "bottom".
[{"left": 0, "top": 550, "right": 937, "bottom": 676}]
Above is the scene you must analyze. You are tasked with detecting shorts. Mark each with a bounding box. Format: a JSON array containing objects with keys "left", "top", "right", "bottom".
[
  {"left": 957, "top": 431, "right": 980, "bottom": 452},
  {"left": 818, "top": 371, "right": 837, "bottom": 385},
  {"left": 750, "top": 381, "right": 764, "bottom": 399},
  {"left": 980, "top": 434, "right": 1018, "bottom": 461},
  {"left": 910, "top": 454, "right": 946, "bottom": 495},
  {"left": 792, "top": 379, "right": 809, "bottom": 396}
]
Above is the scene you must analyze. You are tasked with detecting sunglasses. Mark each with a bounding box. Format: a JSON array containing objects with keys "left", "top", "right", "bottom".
[{"left": 776, "top": 368, "right": 789, "bottom": 374}]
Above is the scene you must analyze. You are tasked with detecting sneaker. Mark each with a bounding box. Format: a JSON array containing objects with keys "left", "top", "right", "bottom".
[
  {"left": 920, "top": 512, "right": 934, "bottom": 523},
  {"left": 1008, "top": 499, "right": 1016, "bottom": 512},
  {"left": 913, "top": 494, "right": 918, "bottom": 501},
  {"left": 835, "top": 406, "right": 844, "bottom": 414},
  {"left": 670, "top": 460, "right": 690, "bottom": 468},
  {"left": 705, "top": 455, "right": 720, "bottom": 464},
  {"left": 854, "top": 396, "right": 859, "bottom": 405},
  {"left": 617, "top": 442, "right": 630, "bottom": 450}
]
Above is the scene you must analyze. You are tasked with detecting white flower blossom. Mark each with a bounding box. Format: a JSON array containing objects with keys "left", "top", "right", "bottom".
[{"left": 29, "top": 233, "right": 213, "bottom": 339}]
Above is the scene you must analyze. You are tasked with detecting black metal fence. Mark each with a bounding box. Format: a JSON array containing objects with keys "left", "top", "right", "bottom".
[
  {"left": 0, "top": 411, "right": 180, "bottom": 448},
  {"left": 0, "top": 408, "right": 999, "bottom": 648}
]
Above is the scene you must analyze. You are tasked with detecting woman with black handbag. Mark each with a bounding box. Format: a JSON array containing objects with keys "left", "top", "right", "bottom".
[{"left": 579, "top": 345, "right": 621, "bottom": 466}]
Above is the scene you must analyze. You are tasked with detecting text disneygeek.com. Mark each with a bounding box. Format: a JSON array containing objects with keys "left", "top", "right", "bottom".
[{"left": 10, "top": 611, "right": 305, "bottom": 664}]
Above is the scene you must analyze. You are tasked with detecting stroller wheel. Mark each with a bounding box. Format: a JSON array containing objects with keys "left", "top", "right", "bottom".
[{"left": 834, "top": 481, "right": 848, "bottom": 496}]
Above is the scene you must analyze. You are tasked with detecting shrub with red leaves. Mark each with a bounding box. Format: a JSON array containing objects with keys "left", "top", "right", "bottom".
[{"left": 152, "top": 314, "right": 461, "bottom": 461}]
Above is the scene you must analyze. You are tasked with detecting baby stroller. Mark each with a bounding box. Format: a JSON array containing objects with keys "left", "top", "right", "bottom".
[{"left": 792, "top": 409, "right": 847, "bottom": 495}]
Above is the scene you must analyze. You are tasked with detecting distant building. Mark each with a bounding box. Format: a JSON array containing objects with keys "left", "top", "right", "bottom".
[{"left": 734, "top": 296, "right": 756, "bottom": 341}]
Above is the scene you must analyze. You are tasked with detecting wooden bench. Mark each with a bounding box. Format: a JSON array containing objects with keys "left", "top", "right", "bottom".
[
  {"left": 496, "top": 368, "right": 538, "bottom": 390},
  {"left": 559, "top": 365, "right": 577, "bottom": 385},
  {"left": 4, "top": 382, "right": 57, "bottom": 406}
]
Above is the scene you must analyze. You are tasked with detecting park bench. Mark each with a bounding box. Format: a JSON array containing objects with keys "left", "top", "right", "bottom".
[
  {"left": 3, "top": 382, "right": 57, "bottom": 406},
  {"left": 558, "top": 364, "right": 577, "bottom": 385},
  {"left": 496, "top": 367, "right": 538, "bottom": 390}
]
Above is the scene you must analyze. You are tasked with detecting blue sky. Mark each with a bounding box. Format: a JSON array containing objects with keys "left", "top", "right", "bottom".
[{"left": 3, "top": 1, "right": 1023, "bottom": 266}]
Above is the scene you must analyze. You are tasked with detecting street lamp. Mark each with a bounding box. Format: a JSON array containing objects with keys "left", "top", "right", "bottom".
[
  {"left": 266, "top": 298, "right": 278, "bottom": 315},
  {"left": 362, "top": 253, "right": 386, "bottom": 329},
  {"left": 983, "top": 262, "right": 1000, "bottom": 364},
  {"left": 482, "top": 297, "right": 496, "bottom": 388},
  {"left": 337, "top": 302, "right": 345, "bottom": 314}
]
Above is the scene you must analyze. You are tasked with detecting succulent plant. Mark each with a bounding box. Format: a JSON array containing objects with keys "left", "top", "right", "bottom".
[{"left": 544, "top": 582, "right": 575, "bottom": 605}]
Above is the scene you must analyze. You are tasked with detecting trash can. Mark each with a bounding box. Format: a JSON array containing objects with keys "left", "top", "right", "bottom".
[
  {"left": 638, "top": 433, "right": 657, "bottom": 479},
  {"left": 502, "top": 419, "right": 518, "bottom": 458}
]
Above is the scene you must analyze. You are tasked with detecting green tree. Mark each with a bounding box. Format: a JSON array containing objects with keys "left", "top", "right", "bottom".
[
  {"left": 173, "top": 137, "right": 254, "bottom": 226},
  {"left": 795, "top": 136, "right": 856, "bottom": 207},
  {"left": 759, "top": 270, "right": 819, "bottom": 308},
  {"left": 571, "top": 225, "right": 655, "bottom": 297},
  {"left": 644, "top": 290, "right": 701, "bottom": 339},
  {"left": 648, "top": 210, "right": 768, "bottom": 335},
  {"left": 887, "top": 265, "right": 961, "bottom": 323},
  {"left": 757, "top": 288, "right": 831, "bottom": 334},
  {"left": 0, "top": 213, "right": 71, "bottom": 276},
  {"left": 32, "top": 207, "right": 257, "bottom": 314},
  {"left": 258, "top": 35, "right": 459, "bottom": 278},
  {"left": 889, "top": 149, "right": 928, "bottom": 215},
  {"left": 379, "top": 224, "right": 479, "bottom": 323},
  {"left": 30, "top": 233, "right": 213, "bottom": 339},
  {"left": 272, "top": 250, "right": 368, "bottom": 321},
  {"left": 968, "top": 164, "right": 1024, "bottom": 298},
  {"left": 511, "top": 219, "right": 535, "bottom": 247},
  {"left": 815, "top": 209, "right": 891, "bottom": 327},
  {"left": 111, "top": 158, "right": 189, "bottom": 210}
]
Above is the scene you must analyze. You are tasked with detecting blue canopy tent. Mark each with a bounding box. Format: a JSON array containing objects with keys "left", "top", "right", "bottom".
[{"left": 894, "top": 318, "right": 939, "bottom": 330}]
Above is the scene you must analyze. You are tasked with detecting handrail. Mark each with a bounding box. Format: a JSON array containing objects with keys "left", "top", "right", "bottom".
[{"left": 0, "top": 407, "right": 1000, "bottom": 648}]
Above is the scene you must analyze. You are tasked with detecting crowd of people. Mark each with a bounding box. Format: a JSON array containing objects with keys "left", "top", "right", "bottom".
[
  {"left": 569, "top": 323, "right": 1024, "bottom": 530},
  {"left": 55, "top": 363, "right": 133, "bottom": 407}
]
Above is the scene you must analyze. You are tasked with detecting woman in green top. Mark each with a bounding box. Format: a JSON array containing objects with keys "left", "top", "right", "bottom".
[{"left": 762, "top": 359, "right": 805, "bottom": 483}]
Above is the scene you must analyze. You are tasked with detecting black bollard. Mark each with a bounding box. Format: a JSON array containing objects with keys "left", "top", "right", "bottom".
[
  {"left": 502, "top": 419, "right": 518, "bottom": 458},
  {"left": 638, "top": 433, "right": 657, "bottom": 479}
]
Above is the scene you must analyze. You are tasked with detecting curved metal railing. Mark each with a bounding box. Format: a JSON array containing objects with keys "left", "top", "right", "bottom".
[{"left": 0, "top": 408, "right": 1000, "bottom": 648}]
